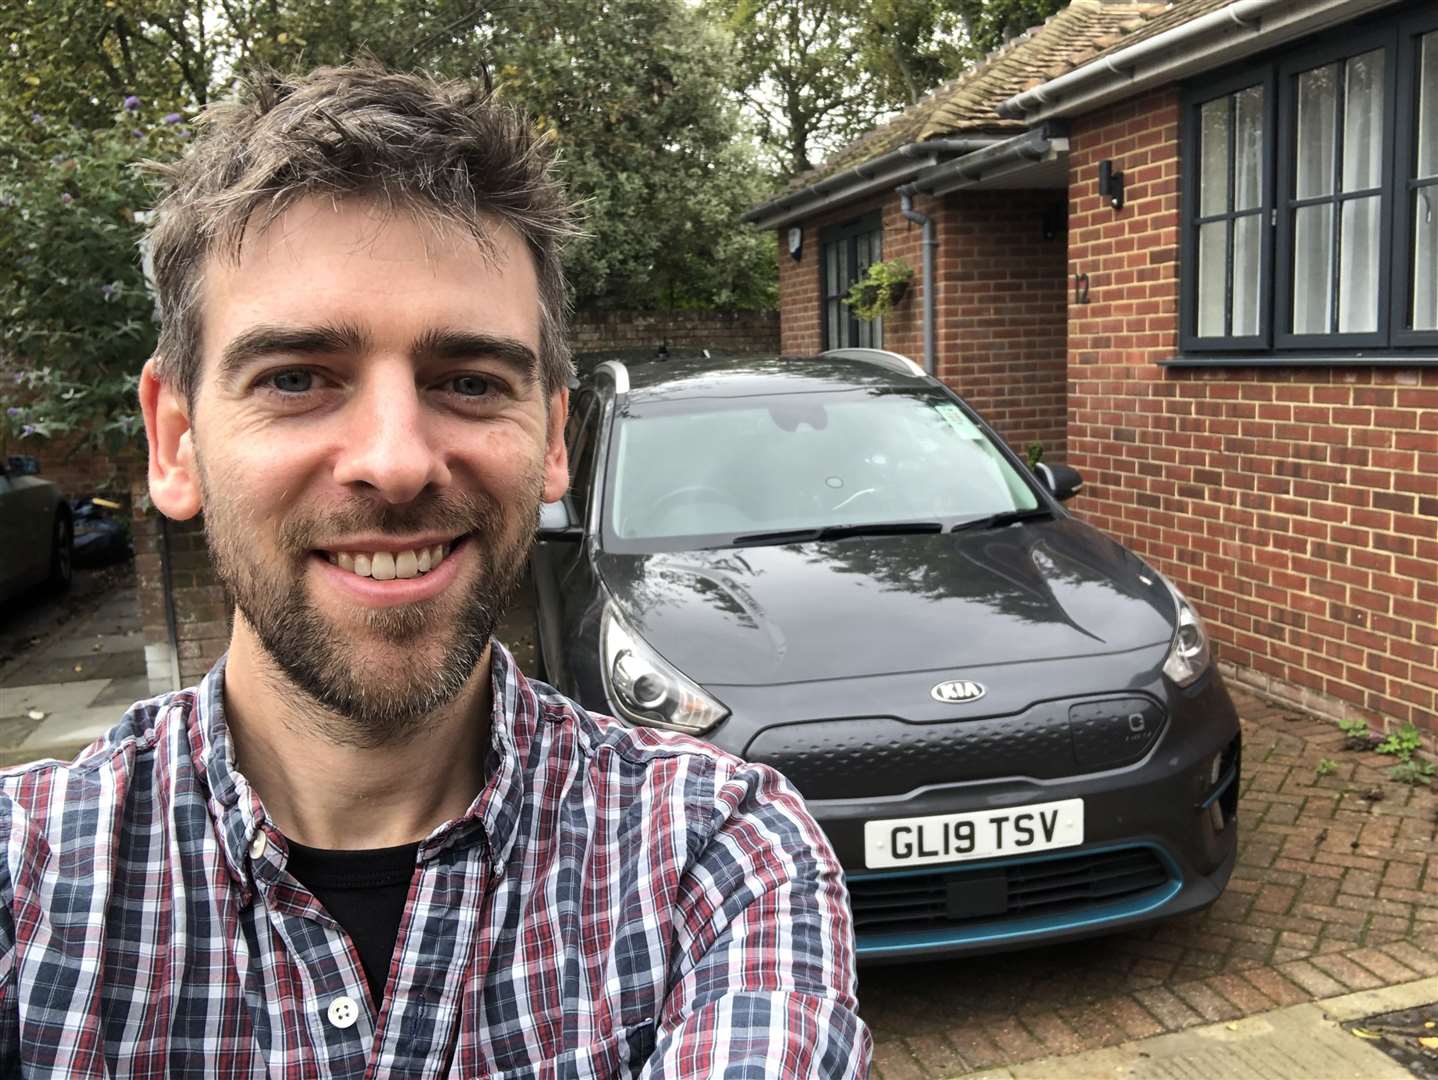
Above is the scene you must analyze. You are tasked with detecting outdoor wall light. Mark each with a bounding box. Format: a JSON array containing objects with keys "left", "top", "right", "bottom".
[
  {"left": 787, "top": 226, "right": 803, "bottom": 262},
  {"left": 1097, "top": 159, "right": 1124, "bottom": 210}
]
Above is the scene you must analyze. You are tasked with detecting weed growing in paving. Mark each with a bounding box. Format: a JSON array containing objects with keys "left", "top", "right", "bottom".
[
  {"left": 1315, "top": 757, "right": 1338, "bottom": 778},
  {"left": 1373, "top": 723, "right": 1434, "bottom": 786}
]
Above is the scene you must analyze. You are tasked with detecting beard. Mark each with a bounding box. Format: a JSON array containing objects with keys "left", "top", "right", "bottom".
[{"left": 199, "top": 465, "right": 542, "bottom": 748}]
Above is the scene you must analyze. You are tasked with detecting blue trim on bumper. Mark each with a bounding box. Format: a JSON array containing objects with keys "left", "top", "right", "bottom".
[{"left": 849, "top": 841, "right": 1183, "bottom": 957}]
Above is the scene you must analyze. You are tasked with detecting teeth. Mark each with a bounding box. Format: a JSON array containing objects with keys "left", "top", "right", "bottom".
[{"left": 326, "top": 541, "right": 457, "bottom": 580}]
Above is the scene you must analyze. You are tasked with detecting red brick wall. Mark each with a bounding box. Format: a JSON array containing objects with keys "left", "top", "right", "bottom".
[
  {"left": 5, "top": 432, "right": 143, "bottom": 500},
  {"left": 935, "top": 189, "right": 1068, "bottom": 461},
  {"left": 1067, "top": 88, "right": 1438, "bottom": 734},
  {"left": 572, "top": 309, "right": 778, "bottom": 354},
  {"left": 774, "top": 190, "right": 1068, "bottom": 458}
]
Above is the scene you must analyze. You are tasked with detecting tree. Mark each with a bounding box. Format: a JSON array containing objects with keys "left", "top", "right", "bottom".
[
  {"left": 950, "top": 0, "right": 1066, "bottom": 59},
  {"left": 0, "top": 1, "right": 776, "bottom": 449}
]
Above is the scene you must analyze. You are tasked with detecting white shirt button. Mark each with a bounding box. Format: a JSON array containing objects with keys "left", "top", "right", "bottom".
[
  {"left": 249, "top": 832, "right": 266, "bottom": 859},
  {"left": 327, "top": 995, "right": 359, "bottom": 1029}
]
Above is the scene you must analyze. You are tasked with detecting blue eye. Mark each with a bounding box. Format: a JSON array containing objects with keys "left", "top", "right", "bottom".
[
  {"left": 270, "top": 370, "right": 313, "bottom": 393},
  {"left": 452, "top": 374, "right": 495, "bottom": 397}
]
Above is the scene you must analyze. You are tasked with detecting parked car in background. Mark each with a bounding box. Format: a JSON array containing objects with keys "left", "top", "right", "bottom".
[
  {"left": 531, "top": 348, "right": 1242, "bottom": 962},
  {"left": 0, "top": 455, "right": 72, "bottom": 602}
]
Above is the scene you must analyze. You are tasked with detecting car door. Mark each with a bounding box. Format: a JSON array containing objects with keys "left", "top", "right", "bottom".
[{"left": 532, "top": 388, "right": 603, "bottom": 693}]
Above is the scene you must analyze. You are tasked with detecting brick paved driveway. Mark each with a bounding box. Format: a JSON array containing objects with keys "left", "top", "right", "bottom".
[{"left": 858, "top": 688, "right": 1438, "bottom": 1078}]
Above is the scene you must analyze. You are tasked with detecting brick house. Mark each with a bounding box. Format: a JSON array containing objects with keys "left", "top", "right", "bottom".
[{"left": 745, "top": 0, "right": 1438, "bottom": 734}]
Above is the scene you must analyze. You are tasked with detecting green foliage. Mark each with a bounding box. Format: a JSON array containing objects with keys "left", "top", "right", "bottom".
[
  {"left": 843, "top": 258, "right": 913, "bottom": 321},
  {"left": 1375, "top": 722, "right": 1425, "bottom": 763},
  {"left": 1315, "top": 757, "right": 1337, "bottom": 778},
  {"left": 1338, "top": 716, "right": 1370, "bottom": 738},
  {"left": 950, "top": 0, "right": 1067, "bottom": 59},
  {"left": 1, "top": 0, "right": 779, "bottom": 448},
  {"left": 1026, "top": 441, "right": 1044, "bottom": 468},
  {"left": 1388, "top": 759, "right": 1434, "bottom": 786},
  {"left": 1, "top": 106, "right": 187, "bottom": 452}
]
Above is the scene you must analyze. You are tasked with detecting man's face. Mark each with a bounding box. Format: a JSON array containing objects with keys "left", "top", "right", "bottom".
[{"left": 163, "top": 197, "right": 567, "bottom": 745}]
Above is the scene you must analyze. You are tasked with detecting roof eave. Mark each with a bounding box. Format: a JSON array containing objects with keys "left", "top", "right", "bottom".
[
  {"left": 742, "top": 137, "right": 1002, "bottom": 230},
  {"left": 996, "top": 0, "right": 1404, "bottom": 125}
]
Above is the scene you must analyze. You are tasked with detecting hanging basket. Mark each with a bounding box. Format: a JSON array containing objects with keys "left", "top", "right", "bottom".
[{"left": 844, "top": 259, "right": 914, "bottom": 321}]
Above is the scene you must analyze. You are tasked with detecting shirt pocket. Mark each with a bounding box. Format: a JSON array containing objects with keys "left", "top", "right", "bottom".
[{"left": 474, "top": 1019, "right": 657, "bottom": 1080}]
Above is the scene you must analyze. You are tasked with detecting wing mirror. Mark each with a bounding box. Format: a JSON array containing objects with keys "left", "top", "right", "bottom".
[
  {"left": 1035, "top": 462, "right": 1083, "bottom": 502},
  {"left": 537, "top": 499, "right": 584, "bottom": 541}
]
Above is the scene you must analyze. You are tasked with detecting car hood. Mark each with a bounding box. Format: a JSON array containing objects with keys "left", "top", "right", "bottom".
[{"left": 596, "top": 517, "right": 1176, "bottom": 687}]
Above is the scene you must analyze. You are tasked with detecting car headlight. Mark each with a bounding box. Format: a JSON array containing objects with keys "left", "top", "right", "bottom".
[
  {"left": 1160, "top": 577, "right": 1213, "bottom": 687},
  {"left": 600, "top": 605, "right": 729, "bottom": 735}
]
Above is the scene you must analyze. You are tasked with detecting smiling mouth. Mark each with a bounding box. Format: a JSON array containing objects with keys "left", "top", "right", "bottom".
[{"left": 317, "top": 536, "right": 466, "bottom": 580}]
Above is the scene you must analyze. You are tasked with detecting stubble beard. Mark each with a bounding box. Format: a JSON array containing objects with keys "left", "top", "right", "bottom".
[{"left": 199, "top": 464, "right": 542, "bottom": 749}]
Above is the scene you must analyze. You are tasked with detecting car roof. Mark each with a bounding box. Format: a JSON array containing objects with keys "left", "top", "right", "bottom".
[{"left": 575, "top": 351, "right": 935, "bottom": 402}]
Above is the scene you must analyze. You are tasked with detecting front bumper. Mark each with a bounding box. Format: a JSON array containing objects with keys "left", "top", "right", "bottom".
[{"left": 816, "top": 672, "right": 1240, "bottom": 961}]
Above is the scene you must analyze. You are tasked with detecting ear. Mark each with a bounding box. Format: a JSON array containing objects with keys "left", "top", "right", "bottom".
[
  {"left": 139, "top": 357, "right": 202, "bottom": 520},
  {"left": 541, "top": 386, "right": 570, "bottom": 505}
]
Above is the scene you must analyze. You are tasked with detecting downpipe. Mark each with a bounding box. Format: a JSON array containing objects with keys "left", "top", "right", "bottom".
[{"left": 898, "top": 188, "right": 937, "bottom": 376}]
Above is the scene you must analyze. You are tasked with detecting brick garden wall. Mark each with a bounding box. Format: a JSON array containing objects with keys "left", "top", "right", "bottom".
[
  {"left": 6, "top": 432, "right": 143, "bottom": 500},
  {"left": 1067, "top": 88, "right": 1438, "bottom": 735},
  {"left": 571, "top": 309, "right": 778, "bottom": 354},
  {"left": 775, "top": 190, "right": 1068, "bottom": 458}
]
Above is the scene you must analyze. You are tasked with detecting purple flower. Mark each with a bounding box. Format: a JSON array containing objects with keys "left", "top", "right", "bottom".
[
  {"left": 163, "top": 112, "right": 182, "bottom": 125},
  {"left": 5, "top": 407, "right": 20, "bottom": 419},
  {"left": 20, "top": 424, "right": 36, "bottom": 438},
  {"left": 123, "top": 95, "right": 141, "bottom": 112},
  {"left": 177, "top": 127, "right": 191, "bottom": 140},
  {"left": 60, "top": 192, "right": 72, "bottom": 205},
  {"left": 131, "top": 129, "right": 145, "bottom": 139},
  {"left": 100, "top": 282, "right": 118, "bottom": 300},
  {"left": 30, "top": 112, "right": 44, "bottom": 126}
]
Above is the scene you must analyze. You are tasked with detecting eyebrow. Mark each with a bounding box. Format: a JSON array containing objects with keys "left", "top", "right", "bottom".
[
  {"left": 216, "top": 323, "right": 540, "bottom": 389},
  {"left": 411, "top": 329, "right": 539, "bottom": 388},
  {"left": 218, "top": 322, "right": 371, "bottom": 384}
]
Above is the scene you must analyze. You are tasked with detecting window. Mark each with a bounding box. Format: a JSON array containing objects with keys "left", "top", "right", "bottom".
[
  {"left": 820, "top": 214, "right": 883, "bottom": 349},
  {"left": 1180, "top": 3, "right": 1438, "bottom": 355},
  {"left": 565, "top": 389, "right": 599, "bottom": 518}
]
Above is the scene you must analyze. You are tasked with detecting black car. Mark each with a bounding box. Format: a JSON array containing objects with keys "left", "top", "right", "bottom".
[{"left": 531, "top": 348, "right": 1241, "bottom": 962}]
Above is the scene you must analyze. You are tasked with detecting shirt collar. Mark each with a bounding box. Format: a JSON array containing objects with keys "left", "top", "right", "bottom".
[{"left": 190, "top": 642, "right": 538, "bottom": 889}]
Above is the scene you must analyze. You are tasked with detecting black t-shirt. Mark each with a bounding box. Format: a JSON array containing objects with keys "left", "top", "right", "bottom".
[{"left": 286, "top": 840, "right": 420, "bottom": 1008}]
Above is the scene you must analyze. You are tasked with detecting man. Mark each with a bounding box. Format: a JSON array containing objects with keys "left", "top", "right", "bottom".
[{"left": 0, "top": 65, "right": 870, "bottom": 1077}]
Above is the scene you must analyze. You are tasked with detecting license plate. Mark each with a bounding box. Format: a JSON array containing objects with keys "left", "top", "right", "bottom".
[{"left": 863, "top": 798, "right": 1084, "bottom": 869}]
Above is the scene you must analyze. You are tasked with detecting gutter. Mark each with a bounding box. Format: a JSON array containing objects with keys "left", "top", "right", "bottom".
[
  {"left": 742, "top": 137, "right": 1004, "bottom": 230},
  {"left": 998, "top": 0, "right": 1404, "bottom": 123},
  {"left": 906, "top": 124, "right": 1070, "bottom": 196}
]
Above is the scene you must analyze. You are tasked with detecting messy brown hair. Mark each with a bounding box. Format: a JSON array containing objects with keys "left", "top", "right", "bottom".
[{"left": 144, "top": 62, "right": 578, "bottom": 403}]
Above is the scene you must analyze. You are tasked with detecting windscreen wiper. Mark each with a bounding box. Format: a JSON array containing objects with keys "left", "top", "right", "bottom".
[
  {"left": 950, "top": 507, "right": 1054, "bottom": 532},
  {"left": 729, "top": 521, "right": 945, "bottom": 547}
]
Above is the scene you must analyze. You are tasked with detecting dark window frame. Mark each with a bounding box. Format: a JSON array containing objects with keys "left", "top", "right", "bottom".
[
  {"left": 819, "top": 213, "right": 883, "bottom": 350},
  {"left": 1177, "top": 2, "right": 1438, "bottom": 361}
]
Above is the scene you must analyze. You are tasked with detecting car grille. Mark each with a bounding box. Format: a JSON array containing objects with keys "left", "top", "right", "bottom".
[
  {"left": 744, "top": 696, "right": 1167, "bottom": 799},
  {"left": 846, "top": 847, "right": 1173, "bottom": 934}
]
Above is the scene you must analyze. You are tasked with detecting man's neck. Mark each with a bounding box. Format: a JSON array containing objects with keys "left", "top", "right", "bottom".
[{"left": 221, "top": 621, "right": 492, "bottom": 850}]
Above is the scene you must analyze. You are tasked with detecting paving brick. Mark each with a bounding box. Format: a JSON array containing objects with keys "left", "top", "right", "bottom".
[
  {"left": 981, "top": 1017, "right": 1047, "bottom": 1064},
  {"left": 1205, "top": 973, "right": 1278, "bottom": 1013},
  {"left": 1380, "top": 941, "right": 1438, "bottom": 976},
  {"left": 1132, "top": 986, "right": 1205, "bottom": 1031},
  {"left": 1239, "top": 967, "right": 1312, "bottom": 1006},
  {"left": 871, "top": 1043, "right": 928, "bottom": 1080},
  {"left": 943, "top": 1025, "right": 1006, "bottom": 1072},
  {"left": 1251, "top": 883, "right": 1297, "bottom": 914},
  {"left": 1019, "top": 1011, "right": 1088, "bottom": 1057},
  {"left": 1102, "top": 996, "right": 1165, "bottom": 1040},
  {"left": 1307, "top": 952, "right": 1386, "bottom": 990},
  {"left": 900, "top": 1034, "right": 965, "bottom": 1078},
  {"left": 1346, "top": 946, "right": 1423, "bottom": 984},
  {"left": 1171, "top": 980, "right": 1244, "bottom": 1022},
  {"left": 1054, "top": 1000, "right": 1128, "bottom": 1051},
  {"left": 1276, "top": 960, "right": 1348, "bottom": 998}
]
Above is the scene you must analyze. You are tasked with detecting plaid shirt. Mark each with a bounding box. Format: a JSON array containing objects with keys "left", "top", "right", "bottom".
[{"left": 0, "top": 644, "right": 870, "bottom": 1078}]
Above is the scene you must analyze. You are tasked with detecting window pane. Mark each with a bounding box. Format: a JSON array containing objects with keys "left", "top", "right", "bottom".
[
  {"left": 1293, "top": 203, "right": 1334, "bottom": 333},
  {"left": 825, "top": 243, "right": 839, "bottom": 298},
  {"left": 1235, "top": 86, "right": 1264, "bottom": 211},
  {"left": 1339, "top": 196, "right": 1380, "bottom": 332},
  {"left": 1341, "top": 49, "right": 1384, "bottom": 191},
  {"left": 1197, "top": 221, "right": 1228, "bottom": 336},
  {"left": 827, "top": 300, "right": 841, "bottom": 347},
  {"left": 1411, "top": 189, "right": 1438, "bottom": 330},
  {"left": 1233, "top": 215, "right": 1262, "bottom": 336},
  {"left": 1200, "top": 98, "right": 1230, "bottom": 215},
  {"left": 1296, "top": 64, "right": 1337, "bottom": 198},
  {"left": 1419, "top": 32, "right": 1437, "bottom": 180}
]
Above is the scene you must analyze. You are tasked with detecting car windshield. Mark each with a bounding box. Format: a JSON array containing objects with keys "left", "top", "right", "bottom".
[{"left": 603, "top": 388, "right": 1041, "bottom": 550}]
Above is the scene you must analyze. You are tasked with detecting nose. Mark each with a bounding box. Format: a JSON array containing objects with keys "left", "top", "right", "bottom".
[{"left": 330, "top": 363, "right": 450, "bottom": 503}]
